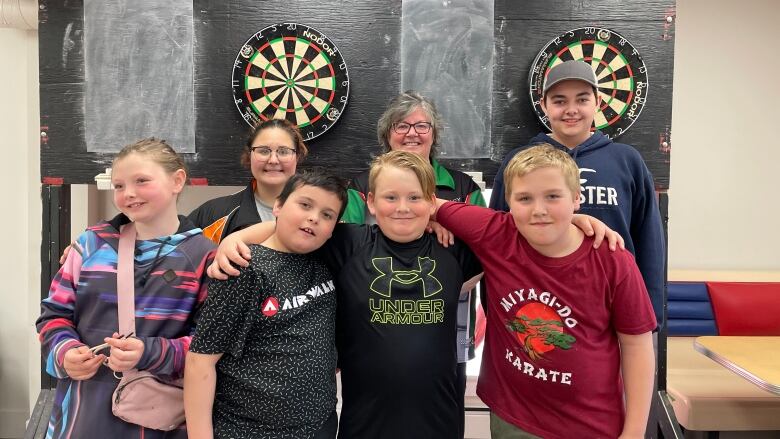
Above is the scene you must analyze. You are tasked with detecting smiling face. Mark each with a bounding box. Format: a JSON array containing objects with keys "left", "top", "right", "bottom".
[
  {"left": 111, "top": 152, "right": 185, "bottom": 228},
  {"left": 540, "top": 80, "right": 600, "bottom": 148},
  {"left": 250, "top": 127, "right": 299, "bottom": 189},
  {"left": 268, "top": 184, "right": 342, "bottom": 254},
  {"left": 368, "top": 165, "right": 435, "bottom": 243},
  {"left": 387, "top": 107, "right": 435, "bottom": 159},
  {"left": 508, "top": 166, "right": 581, "bottom": 257}
]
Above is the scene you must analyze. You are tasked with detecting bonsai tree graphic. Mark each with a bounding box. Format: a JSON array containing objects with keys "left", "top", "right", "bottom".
[{"left": 506, "top": 302, "right": 576, "bottom": 361}]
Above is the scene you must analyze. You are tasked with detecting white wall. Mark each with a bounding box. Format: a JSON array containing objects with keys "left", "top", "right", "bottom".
[
  {"left": 2, "top": 0, "right": 780, "bottom": 435},
  {"left": 0, "top": 27, "right": 40, "bottom": 437},
  {"left": 669, "top": 0, "right": 780, "bottom": 276}
]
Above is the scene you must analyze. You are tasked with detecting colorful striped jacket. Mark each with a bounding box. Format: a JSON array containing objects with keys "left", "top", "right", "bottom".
[{"left": 36, "top": 214, "right": 214, "bottom": 438}]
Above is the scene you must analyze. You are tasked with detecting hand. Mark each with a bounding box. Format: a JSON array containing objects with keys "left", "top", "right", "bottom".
[
  {"left": 63, "top": 345, "right": 105, "bottom": 380},
  {"left": 207, "top": 234, "right": 251, "bottom": 280},
  {"left": 572, "top": 214, "right": 625, "bottom": 251},
  {"left": 426, "top": 221, "right": 454, "bottom": 247},
  {"left": 105, "top": 333, "right": 144, "bottom": 372},
  {"left": 59, "top": 241, "right": 76, "bottom": 264}
]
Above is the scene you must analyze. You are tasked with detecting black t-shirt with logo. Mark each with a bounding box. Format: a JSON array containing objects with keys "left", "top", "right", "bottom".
[
  {"left": 190, "top": 245, "right": 337, "bottom": 439},
  {"left": 319, "top": 224, "right": 481, "bottom": 439}
]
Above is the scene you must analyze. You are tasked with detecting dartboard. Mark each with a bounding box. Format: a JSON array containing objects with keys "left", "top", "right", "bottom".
[
  {"left": 529, "top": 27, "right": 648, "bottom": 139},
  {"left": 232, "top": 23, "right": 350, "bottom": 140}
]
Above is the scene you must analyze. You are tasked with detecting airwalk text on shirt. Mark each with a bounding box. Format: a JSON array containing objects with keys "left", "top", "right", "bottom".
[{"left": 261, "top": 280, "right": 335, "bottom": 317}]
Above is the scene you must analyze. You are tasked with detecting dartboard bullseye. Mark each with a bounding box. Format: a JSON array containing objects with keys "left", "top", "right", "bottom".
[
  {"left": 529, "top": 27, "right": 648, "bottom": 140},
  {"left": 232, "top": 23, "right": 350, "bottom": 140}
]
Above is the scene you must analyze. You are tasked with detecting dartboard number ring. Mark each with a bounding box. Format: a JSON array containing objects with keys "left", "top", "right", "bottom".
[
  {"left": 529, "top": 27, "right": 648, "bottom": 140},
  {"left": 232, "top": 23, "right": 349, "bottom": 140}
]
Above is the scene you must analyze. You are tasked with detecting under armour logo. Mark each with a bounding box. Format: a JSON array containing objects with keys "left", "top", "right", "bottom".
[{"left": 370, "top": 257, "right": 443, "bottom": 298}]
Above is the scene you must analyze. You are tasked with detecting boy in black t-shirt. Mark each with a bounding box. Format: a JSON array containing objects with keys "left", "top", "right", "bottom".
[
  {"left": 184, "top": 170, "right": 348, "bottom": 439},
  {"left": 211, "top": 151, "right": 483, "bottom": 439}
]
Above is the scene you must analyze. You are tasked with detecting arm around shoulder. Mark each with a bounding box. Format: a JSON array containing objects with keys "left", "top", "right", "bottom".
[
  {"left": 208, "top": 223, "right": 275, "bottom": 279},
  {"left": 434, "top": 201, "right": 493, "bottom": 246}
]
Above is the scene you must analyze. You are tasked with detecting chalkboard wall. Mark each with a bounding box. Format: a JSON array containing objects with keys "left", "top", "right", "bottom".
[{"left": 39, "top": 0, "right": 674, "bottom": 189}]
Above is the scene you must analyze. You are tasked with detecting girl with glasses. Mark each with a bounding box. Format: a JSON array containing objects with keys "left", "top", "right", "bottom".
[{"left": 188, "top": 119, "right": 308, "bottom": 244}]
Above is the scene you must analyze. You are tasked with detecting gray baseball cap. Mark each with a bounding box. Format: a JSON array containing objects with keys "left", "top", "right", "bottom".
[{"left": 542, "top": 60, "right": 598, "bottom": 95}]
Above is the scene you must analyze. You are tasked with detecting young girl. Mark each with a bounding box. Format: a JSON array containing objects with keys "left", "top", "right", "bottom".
[
  {"left": 36, "top": 138, "right": 215, "bottom": 438},
  {"left": 188, "top": 118, "right": 309, "bottom": 243},
  {"left": 55, "top": 119, "right": 306, "bottom": 260}
]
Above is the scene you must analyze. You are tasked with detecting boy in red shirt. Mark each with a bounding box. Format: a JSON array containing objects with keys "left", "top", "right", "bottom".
[{"left": 436, "top": 144, "right": 656, "bottom": 438}]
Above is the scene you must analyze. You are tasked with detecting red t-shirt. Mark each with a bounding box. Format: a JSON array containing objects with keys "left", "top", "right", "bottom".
[{"left": 437, "top": 202, "right": 657, "bottom": 438}]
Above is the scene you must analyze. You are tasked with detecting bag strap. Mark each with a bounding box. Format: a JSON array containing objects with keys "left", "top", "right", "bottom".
[{"left": 117, "top": 222, "right": 137, "bottom": 337}]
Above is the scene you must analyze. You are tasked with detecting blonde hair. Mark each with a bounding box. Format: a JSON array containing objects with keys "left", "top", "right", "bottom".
[
  {"left": 114, "top": 138, "right": 187, "bottom": 174},
  {"left": 503, "top": 144, "right": 579, "bottom": 200},
  {"left": 368, "top": 150, "right": 436, "bottom": 201}
]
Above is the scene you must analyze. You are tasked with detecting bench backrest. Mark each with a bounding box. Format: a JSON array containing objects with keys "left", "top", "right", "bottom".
[
  {"left": 707, "top": 281, "right": 780, "bottom": 335},
  {"left": 667, "top": 282, "right": 717, "bottom": 336}
]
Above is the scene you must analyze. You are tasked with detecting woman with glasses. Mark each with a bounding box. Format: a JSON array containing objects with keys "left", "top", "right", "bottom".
[
  {"left": 188, "top": 118, "right": 308, "bottom": 243},
  {"left": 339, "top": 90, "right": 486, "bottom": 439},
  {"left": 341, "top": 91, "right": 485, "bottom": 223}
]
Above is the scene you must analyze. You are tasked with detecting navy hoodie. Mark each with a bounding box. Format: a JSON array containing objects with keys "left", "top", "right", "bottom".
[{"left": 490, "top": 131, "right": 665, "bottom": 327}]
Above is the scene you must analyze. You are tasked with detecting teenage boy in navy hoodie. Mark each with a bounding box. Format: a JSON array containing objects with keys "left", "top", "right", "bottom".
[{"left": 490, "top": 60, "right": 664, "bottom": 328}]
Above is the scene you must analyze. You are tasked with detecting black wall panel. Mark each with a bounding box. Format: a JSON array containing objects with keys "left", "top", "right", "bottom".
[{"left": 39, "top": 0, "right": 673, "bottom": 189}]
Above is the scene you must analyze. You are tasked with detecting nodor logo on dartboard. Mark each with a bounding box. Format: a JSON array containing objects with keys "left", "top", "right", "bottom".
[
  {"left": 529, "top": 27, "right": 648, "bottom": 140},
  {"left": 231, "top": 23, "right": 350, "bottom": 140}
]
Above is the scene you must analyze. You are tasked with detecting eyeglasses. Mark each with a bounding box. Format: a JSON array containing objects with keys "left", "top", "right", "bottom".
[
  {"left": 251, "top": 146, "right": 297, "bottom": 161},
  {"left": 392, "top": 122, "right": 433, "bottom": 135}
]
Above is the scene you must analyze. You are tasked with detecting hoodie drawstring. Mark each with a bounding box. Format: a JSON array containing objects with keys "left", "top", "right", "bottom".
[{"left": 140, "top": 236, "right": 171, "bottom": 286}]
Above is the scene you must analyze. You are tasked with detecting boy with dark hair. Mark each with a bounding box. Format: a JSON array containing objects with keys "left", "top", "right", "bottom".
[
  {"left": 184, "top": 169, "right": 348, "bottom": 439},
  {"left": 437, "top": 144, "right": 657, "bottom": 438},
  {"left": 489, "top": 60, "right": 665, "bottom": 328}
]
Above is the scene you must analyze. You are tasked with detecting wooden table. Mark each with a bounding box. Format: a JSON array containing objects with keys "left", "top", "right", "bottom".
[{"left": 694, "top": 336, "right": 780, "bottom": 395}]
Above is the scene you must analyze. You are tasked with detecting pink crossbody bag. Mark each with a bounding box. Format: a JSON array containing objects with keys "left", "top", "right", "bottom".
[{"left": 111, "top": 222, "right": 186, "bottom": 431}]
